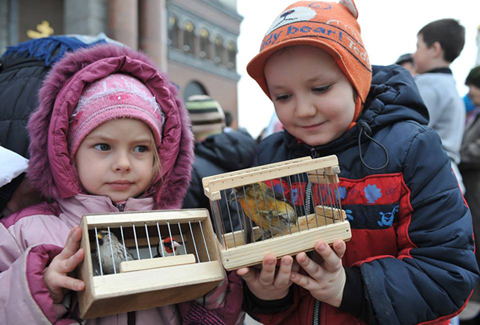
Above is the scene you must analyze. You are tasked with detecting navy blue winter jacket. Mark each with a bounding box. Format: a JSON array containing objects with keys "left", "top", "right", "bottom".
[{"left": 246, "top": 65, "right": 479, "bottom": 325}]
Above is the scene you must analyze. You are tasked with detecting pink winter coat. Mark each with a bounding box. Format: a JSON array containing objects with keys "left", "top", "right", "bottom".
[{"left": 0, "top": 44, "right": 243, "bottom": 324}]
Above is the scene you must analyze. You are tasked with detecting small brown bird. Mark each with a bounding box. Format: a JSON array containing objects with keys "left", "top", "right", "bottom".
[
  {"left": 232, "top": 182, "right": 297, "bottom": 240},
  {"left": 156, "top": 236, "right": 181, "bottom": 257},
  {"left": 94, "top": 230, "right": 134, "bottom": 275}
]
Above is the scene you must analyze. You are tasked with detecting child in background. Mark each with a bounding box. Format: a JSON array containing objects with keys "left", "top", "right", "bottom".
[
  {"left": 0, "top": 44, "right": 242, "bottom": 324},
  {"left": 413, "top": 18, "right": 466, "bottom": 193},
  {"left": 238, "top": 1, "right": 479, "bottom": 324}
]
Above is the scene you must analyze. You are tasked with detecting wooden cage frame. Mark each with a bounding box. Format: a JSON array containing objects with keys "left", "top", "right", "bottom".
[
  {"left": 202, "top": 155, "right": 352, "bottom": 271},
  {"left": 77, "top": 209, "right": 225, "bottom": 319}
]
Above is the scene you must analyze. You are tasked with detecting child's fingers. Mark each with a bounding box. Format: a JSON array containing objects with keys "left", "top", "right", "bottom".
[
  {"left": 290, "top": 271, "right": 317, "bottom": 291},
  {"left": 296, "top": 252, "right": 323, "bottom": 280},
  {"left": 56, "top": 248, "right": 85, "bottom": 274},
  {"left": 56, "top": 274, "right": 85, "bottom": 292},
  {"left": 332, "top": 239, "right": 346, "bottom": 258},
  {"left": 58, "top": 227, "right": 83, "bottom": 260},
  {"left": 237, "top": 267, "right": 256, "bottom": 284},
  {"left": 258, "top": 253, "right": 277, "bottom": 286},
  {"left": 274, "top": 255, "right": 294, "bottom": 288},
  {"left": 314, "top": 241, "right": 342, "bottom": 272}
]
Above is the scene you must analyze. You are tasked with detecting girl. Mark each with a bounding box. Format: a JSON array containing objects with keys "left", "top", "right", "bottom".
[{"left": 0, "top": 44, "right": 242, "bottom": 324}]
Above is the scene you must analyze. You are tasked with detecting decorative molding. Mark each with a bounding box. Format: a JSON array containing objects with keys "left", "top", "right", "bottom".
[
  {"left": 168, "top": 48, "right": 240, "bottom": 81},
  {"left": 168, "top": 3, "right": 239, "bottom": 45}
]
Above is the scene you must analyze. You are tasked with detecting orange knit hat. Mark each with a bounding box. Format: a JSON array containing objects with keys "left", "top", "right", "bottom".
[{"left": 247, "top": 0, "right": 372, "bottom": 125}]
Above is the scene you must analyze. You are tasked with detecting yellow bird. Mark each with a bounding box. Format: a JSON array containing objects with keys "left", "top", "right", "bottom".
[{"left": 231, "top": 182, "right": 297, "bottom": 240}]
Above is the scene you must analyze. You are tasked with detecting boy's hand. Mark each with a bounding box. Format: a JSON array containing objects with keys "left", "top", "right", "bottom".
[
  {"left": 237, "top": 254, "right": 298, "bottom": 301},
  {"left": 43, "top": 226, "right": 86, "bottom": 303},
  {"left": 290, "top": 239, "right": 346, "bottom": 307}
]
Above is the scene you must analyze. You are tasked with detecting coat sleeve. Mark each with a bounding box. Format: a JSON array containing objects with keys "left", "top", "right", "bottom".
[
  {"left": 360, "top": 127, "right": 479, "bottom": 325},
  {"left": 179, "top": 271, "right": 245, "bottom": 325},
  {"left": 0, "top": 215, "right": 77, "bottom": 324}
]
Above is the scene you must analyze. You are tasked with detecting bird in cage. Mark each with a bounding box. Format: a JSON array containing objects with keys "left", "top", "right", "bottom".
[
  {"left": 231, "top": 182, "right": 297, "bottom": 241},
  {"left": 156, "top": 236, "right": 182, "bottom": 257},
  {"left": 94, "top": 230, "right": 135, "bottom": 275}
]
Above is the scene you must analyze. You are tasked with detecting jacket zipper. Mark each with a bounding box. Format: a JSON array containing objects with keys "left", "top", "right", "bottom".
[{"left": 313, "top": 300, "right": 320, "bottom": 325}]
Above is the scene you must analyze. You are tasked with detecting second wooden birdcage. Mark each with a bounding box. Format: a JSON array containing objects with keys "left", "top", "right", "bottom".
[
  {"left": 77, "top": 209, "right": 224, "bottom": 319},
  {"left": 202, "top": 155, "right": 351, "bottom": 271}
]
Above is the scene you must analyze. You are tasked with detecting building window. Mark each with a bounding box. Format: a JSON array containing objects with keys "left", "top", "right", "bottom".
[
  {"left": 183, "top": 21, "right": 195, "bottom": 54},
  {"left": 227, "top": 42, "right": 236, "bottom": 69},
  {"left": 214, "top": 36, "right": 223, "bottom": 65},
  {"left": 184, "top": 81, "right": 208, "bottom": 101},
  {"left": 199, "top": 28, "right": 210, "bottom": 59},
  {"left": 168, "top": 15, "right": 179, "bottom": 48}
]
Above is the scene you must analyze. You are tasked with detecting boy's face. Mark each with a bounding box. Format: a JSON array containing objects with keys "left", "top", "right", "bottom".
[
  {"left": 468, "top": 84, "right": 480, "bottom": 108},
  {"left": 264, "top": 46, "right": 355, "bottom": 147},
  {"left": 413, "top": 34, "right": 435, "bottom": 74},
  {"left": 75, "top": 119, "right": 156, "bottom": 203}
]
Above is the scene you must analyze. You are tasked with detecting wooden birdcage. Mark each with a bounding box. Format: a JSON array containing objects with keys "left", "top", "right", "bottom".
[
  {"left": 202, "top": 156, "right": 351, "bottom": 271},
  {"left": 77, "top": 209, "right": 225, "bottom": 319}
]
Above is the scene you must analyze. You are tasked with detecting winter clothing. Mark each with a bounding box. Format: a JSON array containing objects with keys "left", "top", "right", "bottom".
[
  {"left": 245, "top": 65, "right": 479, "bottom": 325},
  {"left": 0, "top": 44, "right": 243, "bottom": 324},
  {"left": 186, "top": 95, "right": 226, "bottom": 140},
  {"left": 460, "top": 112, "right": 480, "bottom": 303},
  {"left": 0, "top": 35, "right": 106, "bottom": 213},
  {"left": 414, "top": 69, "right": 465, "bottom": 192},
  {"left": 182, "top": 130, "right": 256, "bottom": 232},
  {"left": 247, "top": 0, "right": 372, "bottom": 127},
  {"left": 69, "top": 73, "right": 164, "bottom": 157}
]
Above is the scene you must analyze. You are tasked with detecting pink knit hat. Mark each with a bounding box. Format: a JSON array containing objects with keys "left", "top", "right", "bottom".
[{"left": 69, "top": 73, "right": 164, "bottom": 156}]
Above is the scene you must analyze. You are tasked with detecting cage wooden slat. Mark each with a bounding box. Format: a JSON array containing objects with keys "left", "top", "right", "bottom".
[
  {"left": 203, "top": 155, "right": 339, "bottom": 200},
  {"left": 81, "top": 261, "right": 224, "bottom": 319},
  {"left": 84, "top": 209, "right": 208, "bottom": 227},
  {"left": 119, "top": 254, "right": 196, "bottom": 273},
  {"left": 220, "top": 221, "right": 351, "bottom": 271}
]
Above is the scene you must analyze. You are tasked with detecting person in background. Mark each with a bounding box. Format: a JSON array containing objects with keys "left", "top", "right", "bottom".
[
  {"left": 0, "top": 34, "right": 112, "bottom": 217},
  {"left": 182, "top": 95, "right": 256, "bottom": 232},
  {"left": 459, "top": 66, "right": 480, "bottom": 325},
  {"left": 413, "top": 18, "right": 466, "bottom": 193},
  {"left": 223, "top": 110, "right": 234, "bottom": 133},
  {"left": 238, "top": 1, "right": 478, "bottom": 324},
  {"left": 395, "top": 53, "right": 416, "bottom": 76}
]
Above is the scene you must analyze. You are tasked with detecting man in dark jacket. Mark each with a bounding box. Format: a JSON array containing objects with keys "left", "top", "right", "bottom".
[{"left": 182, "top": 95, "right": 256, "bottom": 232}]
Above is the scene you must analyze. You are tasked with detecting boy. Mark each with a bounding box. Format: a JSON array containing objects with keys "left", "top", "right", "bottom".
[
  {"left": 413, "top": 19, "right": 466, "bottom": 193},
  {"left": 238, "top": 1, "right": 479, "bottom": 324}
]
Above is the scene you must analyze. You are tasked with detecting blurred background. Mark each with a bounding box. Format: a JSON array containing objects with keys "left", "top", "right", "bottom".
[{"left": 1, "top": 0, "right": 479, "bottom": 139}]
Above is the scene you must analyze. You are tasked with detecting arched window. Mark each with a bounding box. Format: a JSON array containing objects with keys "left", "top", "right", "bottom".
[
  {"left": 183, "top": 21, "right": 195, "bottom": 55},
  {"left": 168, "top": 15, "right": 179, "bottom": 48},
  {"left": 184, "top": 81, "right": 208, "bottom": 101},
  {"left": 199, "top": 28, "right": 210, "bottom": 59},
  {"left": 214, "top": 36, "right": 223, "bottom": 65},
  {"left": 227, "top": 42, "right": 236, "bottom": 69}
]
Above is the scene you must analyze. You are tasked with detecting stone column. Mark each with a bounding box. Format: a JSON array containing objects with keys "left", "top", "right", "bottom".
[
  {"left": 64, "top": 0, "right": 107, "bottom": 36},
  {"left": 139, "top": 0, "right": 167, "bottom": 71},
  {"left": 108, "top": 0, "right": 138, "bottom": 49}
]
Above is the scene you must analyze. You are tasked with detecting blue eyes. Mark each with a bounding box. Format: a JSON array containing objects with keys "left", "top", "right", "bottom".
[
  {"left": 93, "top": 144, "right": 149, "bottom": 153},
  {"left": 133, "top": 146, "right": 148, "bottom": 153},
  {"left": 94, "top": 144, "right": 110, "bottom": 151}
]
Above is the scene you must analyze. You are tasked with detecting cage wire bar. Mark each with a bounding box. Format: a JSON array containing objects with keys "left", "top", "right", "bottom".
[
  {"left": 202, "top": 156, "right": 347, "bottom": 252},
  {"left": 91, "top": 216, "right": 213, "bottom": 276}
]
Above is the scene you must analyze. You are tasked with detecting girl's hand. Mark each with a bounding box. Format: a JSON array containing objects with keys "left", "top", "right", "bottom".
[
  {"left": 237, "top": 254, "right": 298, "bottom": 301},
  {"left": 290, "top": 239, "right": 346, "bottom": 307},
  {"left": 43, "top": 226, "right": 86, "bottom": 303}
]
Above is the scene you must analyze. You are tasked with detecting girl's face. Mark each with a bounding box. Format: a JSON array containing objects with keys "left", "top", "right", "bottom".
[
  {"left": 264, "top": 46, "right": 356, "bottom": 147},
  {"left": 75, "top": 119, "right": 156, "bottom": 203}
]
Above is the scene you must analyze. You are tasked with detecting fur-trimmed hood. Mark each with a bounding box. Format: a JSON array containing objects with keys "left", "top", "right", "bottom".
[{"left": 27, "top": 44, "right": 194, "bottom": 209}]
